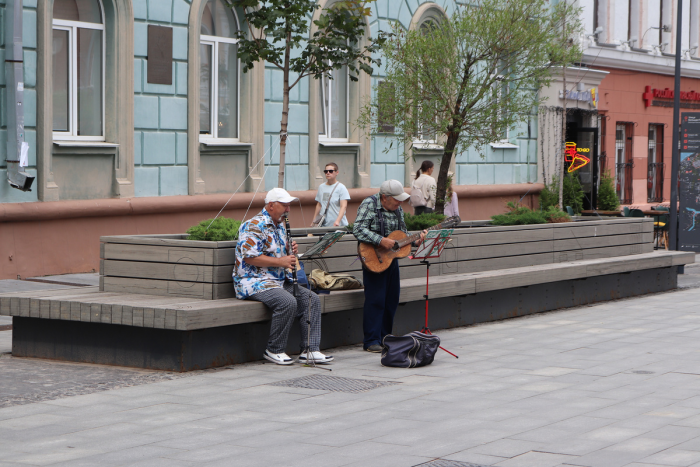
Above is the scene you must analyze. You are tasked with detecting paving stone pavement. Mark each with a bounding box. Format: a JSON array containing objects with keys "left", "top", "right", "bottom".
[{"left": 5, "top": 272, "right": 700, "bottom": 465}]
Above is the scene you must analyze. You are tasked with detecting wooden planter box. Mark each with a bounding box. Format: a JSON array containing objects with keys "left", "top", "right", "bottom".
[{"left": 100, "top": 217, "right": 654, "bottom": 300}]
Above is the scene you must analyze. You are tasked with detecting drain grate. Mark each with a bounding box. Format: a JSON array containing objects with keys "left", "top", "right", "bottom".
[
  {"left": 413, "top": 461, "right": 491, "bottom": 467},
  {"left": 269, "top": 374, "right": 399, "bottom": 393}
]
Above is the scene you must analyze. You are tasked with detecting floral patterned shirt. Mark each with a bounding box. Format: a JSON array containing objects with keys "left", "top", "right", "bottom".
[{"left": 233, "top": 208, "right": 292, "bottom": 299}]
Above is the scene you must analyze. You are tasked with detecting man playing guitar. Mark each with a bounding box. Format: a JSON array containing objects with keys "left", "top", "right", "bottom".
[{"left": 352, "top": 180, "right": 426, "bottom": 352}]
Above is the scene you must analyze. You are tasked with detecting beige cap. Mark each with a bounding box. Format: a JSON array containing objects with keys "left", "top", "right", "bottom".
[{"left": 379, "top": 179, "right": 410, "bottom": 202}]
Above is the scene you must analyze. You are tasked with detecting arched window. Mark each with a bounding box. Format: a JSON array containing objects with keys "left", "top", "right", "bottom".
[
  {"left": 200, "top": 0, "right": 240, "bottom": 140},
  {"left": 52, "top": 0, "right": 105, "bottom": 140},
  {"left": 318, "top": 64, "right": 348, "bottom": 140}
]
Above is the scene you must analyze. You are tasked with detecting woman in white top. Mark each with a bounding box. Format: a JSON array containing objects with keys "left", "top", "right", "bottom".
[{"left": 410, "top": 161, "right": 437, "bottom": 215}]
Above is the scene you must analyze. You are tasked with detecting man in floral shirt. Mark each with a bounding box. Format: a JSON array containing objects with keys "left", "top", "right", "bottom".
[{"left": 234, "top": 188, "right": 333, "bottom": 366}]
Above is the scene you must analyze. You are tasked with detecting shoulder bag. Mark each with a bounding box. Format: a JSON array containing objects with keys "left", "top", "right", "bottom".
[{"left": 381, "top": 331, "right": 440, "bottom": 368}]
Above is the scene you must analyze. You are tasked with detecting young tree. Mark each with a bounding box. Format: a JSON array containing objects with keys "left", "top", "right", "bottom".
[
  {"left": 361, "top": 0, "right": 582, "bottom": 213},
  {"left": 226, "top": 0, "right": 387, "bottom": 188}
]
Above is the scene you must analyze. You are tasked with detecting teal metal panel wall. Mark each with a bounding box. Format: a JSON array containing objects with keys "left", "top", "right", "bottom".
[
  {"left": 0, "top": 0, "right": 539, "bottom": 203},
  {"left": 133, "top": 0, "right": 191, "bottom": 198}
]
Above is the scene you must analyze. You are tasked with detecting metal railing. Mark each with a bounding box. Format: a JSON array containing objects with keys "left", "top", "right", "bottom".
[
  {"left": 616, "top": 162, "right": 634, "bottom": 204},
  {"left": 647, "top": 162, "right": 665, "bottom": 203}
]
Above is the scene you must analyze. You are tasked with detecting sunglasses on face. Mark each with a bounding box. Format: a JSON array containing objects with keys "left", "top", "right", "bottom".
[{"left": 324, "top": 169, "right": 336, "bottom": 173}]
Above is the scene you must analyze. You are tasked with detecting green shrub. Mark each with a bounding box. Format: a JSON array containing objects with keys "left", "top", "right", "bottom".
[
  {"left": 186, "top": 217, "right": 242, "bottom": 242},
  {"left": 563, "top": 172, "right": 585, "bottom": 214},
  {"left": 404, "top": 212, "right": 446, "bottom": 231},
  {"left": 539, "top": 178, "right": 559, "bottom": 211},
  {"left": 539, "top": 173, "right": 585, "bottom": 215},
  {"left": 597, "top": 170, "right": 620, "bottom": 211},
  {"left": 542, "top": 205, "right": 571, "bottom": 223},
  {"left": 490, "top": 202, "right": 570, "bottom": 226}
]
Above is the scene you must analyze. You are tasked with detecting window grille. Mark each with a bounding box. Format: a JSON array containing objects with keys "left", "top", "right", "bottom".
[
  {"left": 615, "top": 122, "right": 634, "bottom": 204},
  {"left": 647, "top": 124, "right": 665, "bottom": 203}
]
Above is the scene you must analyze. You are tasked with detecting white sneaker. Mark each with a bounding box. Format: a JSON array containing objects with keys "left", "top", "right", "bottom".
[
  {"left": 264, "top": 349, "right": 294, "bottom": 365},
  {"left": 298, "top": 351, "right": 334, "bottom": 364}
]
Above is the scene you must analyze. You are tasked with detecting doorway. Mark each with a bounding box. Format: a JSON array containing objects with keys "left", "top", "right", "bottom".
[{"left": 566, "top": 121, "right": 599, "bottom": 210}]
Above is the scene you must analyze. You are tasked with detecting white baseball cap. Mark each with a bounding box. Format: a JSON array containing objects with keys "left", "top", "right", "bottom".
[
  {"left": 379, "top": 179, "right": 410, "bottom": 202},
  {"left": 265, "top": 187, "right": 299, "bottom": 204}
]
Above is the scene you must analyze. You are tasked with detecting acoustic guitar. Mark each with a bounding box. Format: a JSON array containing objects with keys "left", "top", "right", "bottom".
[{"left": 358, "top": 216, "right": 461, "bottom": 273}]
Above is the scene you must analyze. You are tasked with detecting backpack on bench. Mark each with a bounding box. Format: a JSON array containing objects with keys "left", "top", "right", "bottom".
[{"left": 381, "top": 331, "right": 440, "bottom": 368}]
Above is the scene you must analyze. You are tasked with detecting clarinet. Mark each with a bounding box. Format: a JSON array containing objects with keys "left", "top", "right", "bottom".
[{"left": 283, "top": 213, "right": 299, "bottom": 297}]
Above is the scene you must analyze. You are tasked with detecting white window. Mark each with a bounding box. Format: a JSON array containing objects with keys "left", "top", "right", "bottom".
[
  {"left": 613, "top": 0, "right": 629, "bottom": 44},
  {"left": 414, "top": 20, "right": 439, "bottom": 145},
  {"left": 318, "top": 65, "right": 349, "bottom": 141},
  {"left": 52, "top": 0, "right": 105, "bottom": 141},
  {"left": 200, "top": 0, "right": 240, "bottom": 141},
  {"left": 689, "top": 0, "right": 699, "bottom": 57},
  {"left": 414, "top": 100, "right": 438, "bottom": 144},
  {"left": 494, "top": 74, "right": 509, "bottom": 141}
]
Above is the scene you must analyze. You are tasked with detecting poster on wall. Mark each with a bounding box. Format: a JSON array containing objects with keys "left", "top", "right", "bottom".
[{"left": 679, "top": 113, "right": 700, "bottom": 251}]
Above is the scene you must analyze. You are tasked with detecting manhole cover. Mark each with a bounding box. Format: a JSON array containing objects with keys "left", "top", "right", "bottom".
[
  {"left": 632, "top": 370, "right": 654, "bottom": 374},
  {"left": 414, "top": 461, "right": 491, "bottom": 467},
  {"left": 269, "top": 374, "right": 399, "bottom": 393}
]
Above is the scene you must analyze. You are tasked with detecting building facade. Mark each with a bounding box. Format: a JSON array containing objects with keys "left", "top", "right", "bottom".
[
  {"left": 0, "top": 0, "right": 540, "bottom": 279},
  {"left": 542, "top": 0, "right": 700, "bottom": 209}
]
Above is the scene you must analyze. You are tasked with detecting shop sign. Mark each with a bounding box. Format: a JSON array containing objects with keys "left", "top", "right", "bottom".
[
  {"left": 679, "top": 112, "right": 700, "bottom": 251},
  {"left": 564, "top": 142, "right": 591, "bottom": 172},
  {"left": 559, "top": 87, "right": 598, "bottom": 108},
  {"left": 643, "top": 86, "right": 700, "bottom": 109}
]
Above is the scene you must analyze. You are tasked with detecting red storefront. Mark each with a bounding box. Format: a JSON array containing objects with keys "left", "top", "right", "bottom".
[{"left": 595, "top": 67, "right": 700, "bottom": 208}]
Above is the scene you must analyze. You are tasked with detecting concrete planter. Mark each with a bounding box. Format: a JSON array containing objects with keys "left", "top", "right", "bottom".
[{"left": 99, "top": 217, "right": 654, "bottom": 300}]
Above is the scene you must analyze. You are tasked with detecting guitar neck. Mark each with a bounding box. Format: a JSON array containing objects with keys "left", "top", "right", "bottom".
[{"left": 397, "top": 222, "right": 448, "bottom": 248}]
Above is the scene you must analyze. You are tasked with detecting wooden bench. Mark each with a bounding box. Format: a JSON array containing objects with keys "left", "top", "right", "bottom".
[{"left": 3, "top": 217, "right": 693, "bottom": 371}]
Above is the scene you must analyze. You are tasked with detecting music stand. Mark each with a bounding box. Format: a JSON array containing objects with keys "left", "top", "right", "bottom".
[
  {"left": 411, "top": 229, "right": 459, "bottom": 358},
  {"left": 297, "top": 230, "right": 347, "bottom": 371}
]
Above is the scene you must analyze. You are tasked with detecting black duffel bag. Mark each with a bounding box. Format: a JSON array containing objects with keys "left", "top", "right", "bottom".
[{"left": 380, "top": 331, "right": 440, "bottom": 368}]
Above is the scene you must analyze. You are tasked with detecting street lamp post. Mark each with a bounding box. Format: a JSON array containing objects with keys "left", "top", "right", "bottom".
[{"left": 669, "top": 0, "right": 683, "bottom": 253}]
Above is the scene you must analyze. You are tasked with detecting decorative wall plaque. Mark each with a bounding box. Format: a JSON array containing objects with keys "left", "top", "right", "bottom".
[{"left": 147, "top": 25, "right": 173, "bottom": 85}]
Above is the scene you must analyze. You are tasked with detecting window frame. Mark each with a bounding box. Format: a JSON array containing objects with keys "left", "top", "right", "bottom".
[
  {"left": 412, "top": 19, "right": 440, "bottom": 146},
  {"left": 318, "top": 63, "right": 350, "bottom": 143},
  {"left": 51, "top": 7, "right": 106, "bottom": 142},
  {"left": 493, "top": 73, "right": 509, "bottom": 143},
  {"left": 198, "top": 30, "right": 241, "bottom": 143}
]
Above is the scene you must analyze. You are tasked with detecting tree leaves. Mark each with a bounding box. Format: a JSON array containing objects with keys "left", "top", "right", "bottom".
[
  {"left": 357, "top": 0, "right": 582, "bottom": 212},
  {"left": 228, "top": 0, "right": 386, "bottom": 88}
]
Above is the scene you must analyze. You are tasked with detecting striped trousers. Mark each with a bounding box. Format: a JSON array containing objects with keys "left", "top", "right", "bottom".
[{"left": 250, "top": 281, "right": 321, "bottom": 354}]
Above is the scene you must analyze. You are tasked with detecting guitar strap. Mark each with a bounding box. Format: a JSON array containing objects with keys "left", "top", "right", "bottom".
[{"left": 372, "top": 194, "right": 405, "bottom": 237}]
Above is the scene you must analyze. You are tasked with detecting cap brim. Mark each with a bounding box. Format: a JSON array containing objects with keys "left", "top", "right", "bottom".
[
  {"left": 278, "top": 195, "right": 299, "bottom": 203},
  {"left": 392, "top": 192, "right": 410, "bottom": 202}
]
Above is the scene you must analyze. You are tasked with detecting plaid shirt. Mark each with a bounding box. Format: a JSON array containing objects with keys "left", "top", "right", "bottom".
[{"left": 353, "top": 195, "right": 407, "bottom": 246}]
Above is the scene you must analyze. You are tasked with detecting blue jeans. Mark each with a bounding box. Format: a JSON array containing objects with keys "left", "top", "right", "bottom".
[{"left": 362, "top": 260, "right": 401, "bottom": 348}]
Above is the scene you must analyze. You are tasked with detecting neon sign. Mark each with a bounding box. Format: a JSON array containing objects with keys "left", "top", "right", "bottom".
[{"left": 565, "top": 142, "right": 591, "bottom": 172}]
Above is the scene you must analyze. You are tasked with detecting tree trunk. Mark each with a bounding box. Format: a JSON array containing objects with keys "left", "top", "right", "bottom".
[
  {"left": 277, "top": 32, "right": 292, "bottom": 188},
  {"left": 435, "top": 132, "right": 459, "bottom": 214}
]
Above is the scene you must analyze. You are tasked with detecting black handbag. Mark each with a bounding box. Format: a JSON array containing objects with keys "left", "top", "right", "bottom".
[{"left": 380, "top": 331, "right": 440, "bottom": 368}]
